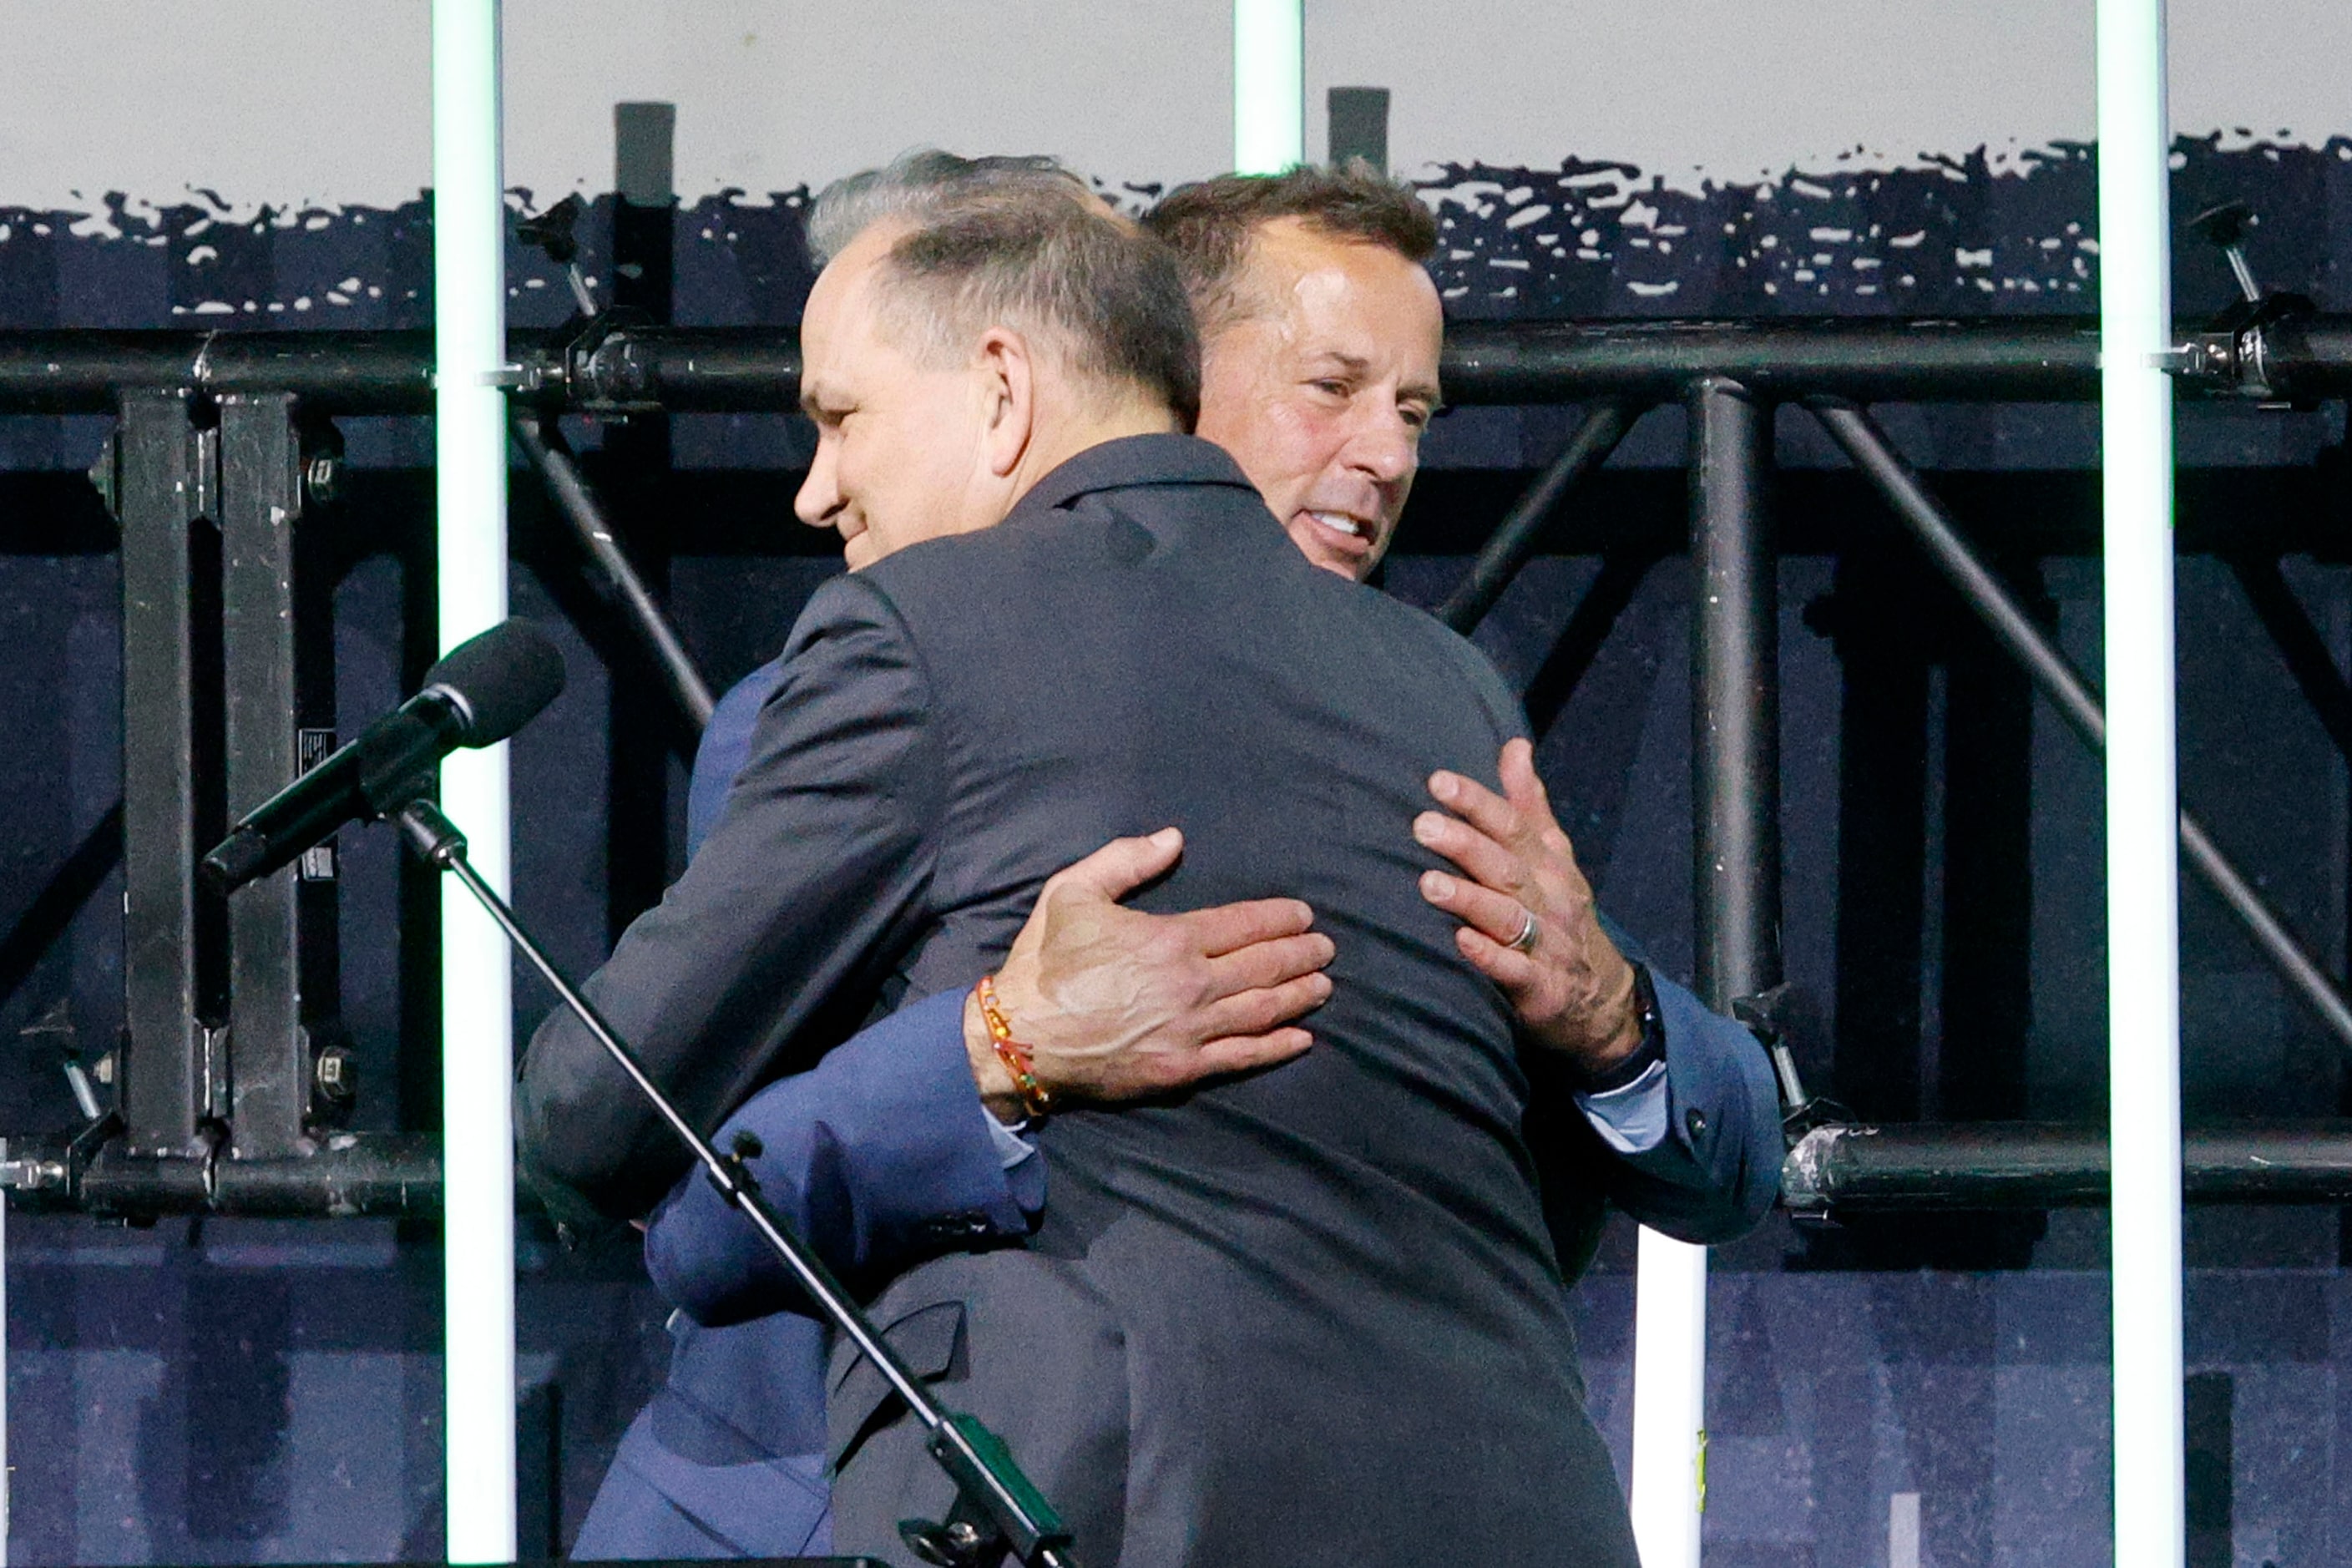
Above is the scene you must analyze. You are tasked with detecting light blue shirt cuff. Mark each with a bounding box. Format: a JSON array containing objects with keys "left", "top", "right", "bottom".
[
  {"left": 1574, "top": 1060, "right": 1670, "bottom": 1155},
  {"left": 982, "top": 1108, "right": 1039, "bottom": 1171}
]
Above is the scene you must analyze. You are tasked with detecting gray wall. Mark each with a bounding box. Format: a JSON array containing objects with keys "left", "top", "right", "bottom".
[{"left": 5, "top": 1, "right": 2350, "bottom": 215}]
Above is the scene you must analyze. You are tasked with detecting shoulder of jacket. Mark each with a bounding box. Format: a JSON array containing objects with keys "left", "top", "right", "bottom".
[
  {"left": 781, "top": 567, "right": 918, "bottom": 652},
  {"left": 1363, "top": 587, "right": 1520, "bottom": 718}
]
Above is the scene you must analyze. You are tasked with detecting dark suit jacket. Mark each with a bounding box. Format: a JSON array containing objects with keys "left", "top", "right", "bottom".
[
  {"left": 683, "top": 657, "right": 1781, "bottom": 1269},
  {"left": 585, "top": 648, "right": 1777, "bottom": 1561},
  {"left": 518, "top": 434, "right": 1638, "bottom": 1566},
  {"left": 569, "top": 988, "right": 1037, "bottom": 1560}
]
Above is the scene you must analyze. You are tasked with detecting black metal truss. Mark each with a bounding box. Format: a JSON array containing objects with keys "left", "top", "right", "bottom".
[
  {"left": 0, "top": 310, "right": 2345, "bottom": 415},
  {"left": 5, "top": 311, "right": 2352, "bottom": 1218}
]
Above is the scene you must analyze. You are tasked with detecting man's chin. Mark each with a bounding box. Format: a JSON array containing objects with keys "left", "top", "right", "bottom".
[{"left": 1285, "top": 518, "right": 1383, "bottom": 583}]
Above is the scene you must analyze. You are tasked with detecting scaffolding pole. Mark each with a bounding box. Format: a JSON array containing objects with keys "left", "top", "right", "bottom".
[
  {"left": 2097, "top": 0, "right": 2186, "bottom": 1563},
  {"left": 432, "top": 0, "right": 516, "bottom": 1560},
  {"left": 1631, "top": 376, "right": 1776, "bottom": 1566}
]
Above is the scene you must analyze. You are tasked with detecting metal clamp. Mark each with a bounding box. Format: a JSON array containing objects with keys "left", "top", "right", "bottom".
[
  {"left": 1731, "top": 984, "right": 1848, "bottom": 1146},
  {"left": 0, "top": 1154, "right": 67, "bottom": 1191}
]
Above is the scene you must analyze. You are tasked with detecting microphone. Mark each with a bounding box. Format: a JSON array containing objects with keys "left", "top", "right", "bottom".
[{"left": 201, "top": 618, "right": 566, "bottom": 894}]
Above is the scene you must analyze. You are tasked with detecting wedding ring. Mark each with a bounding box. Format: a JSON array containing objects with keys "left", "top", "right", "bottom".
[{"left": 1506, "top": 907, "right": 1540, "bottom": 953}]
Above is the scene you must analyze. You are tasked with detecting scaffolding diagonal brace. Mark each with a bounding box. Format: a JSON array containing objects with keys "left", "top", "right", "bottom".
[
  {"left": 1438, "top": 398, "right": 1636, "bottom": 635},
  {"left": 1808, "top": 397, "right": 2352, "bottom": 1055}
]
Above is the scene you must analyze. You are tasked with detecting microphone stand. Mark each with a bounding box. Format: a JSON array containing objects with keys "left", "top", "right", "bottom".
[{"left": 394, "top": 798, "right": 1080, "bottom": 1568}]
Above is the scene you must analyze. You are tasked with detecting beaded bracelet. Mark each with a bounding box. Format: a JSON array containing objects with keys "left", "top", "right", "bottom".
[{"left": 974, "top": 974, "right": 1055, "bottom": 1120}]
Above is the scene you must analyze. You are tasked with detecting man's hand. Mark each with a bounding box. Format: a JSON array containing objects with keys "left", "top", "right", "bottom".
[
  {"left": 1414, "top": 737, "right": 1643, "bottom": 1075},
  {"left": 965, "top": 828, "right": 1334, "bottom": 1121}
]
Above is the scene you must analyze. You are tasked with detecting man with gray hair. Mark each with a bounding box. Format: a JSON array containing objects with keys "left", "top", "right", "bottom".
[
  {"left": 521, "top": 149, "right": 1649, "bottom": 1565},
  {"left": 520, "top": 152, "right": 1232, "bottom": 1211}
]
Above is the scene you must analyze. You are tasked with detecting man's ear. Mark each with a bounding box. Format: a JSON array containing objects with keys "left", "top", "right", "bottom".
[{"left": 974, "top": 327, "right": 1036, "bottom": 478}]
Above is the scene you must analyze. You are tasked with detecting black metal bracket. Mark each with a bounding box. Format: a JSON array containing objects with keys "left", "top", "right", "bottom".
[
  {"left": 549, "top": 304, "right": 663, "bottom": 414},
  {"left": 1731, "top": 984, "right": 1849, "bottom": 1148},
  {"left": 20, "top": 387, "right": 381, "bottom": 1217}
]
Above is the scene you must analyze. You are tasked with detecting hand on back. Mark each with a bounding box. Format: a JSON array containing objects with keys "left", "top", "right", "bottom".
[
  {"left": 1412, "top": 737, "right": 1645, "bottom": 1075},
  {"left": 969, "top": 737, "right": 1640, "bottom": 1119},
  {"left": 968, "top": 828, "right": 1333, "bottom": 1121}
]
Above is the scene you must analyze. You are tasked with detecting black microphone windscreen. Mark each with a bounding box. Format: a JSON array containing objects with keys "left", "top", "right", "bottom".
[{"left": 422, "top": 618, "right": 568, "bottom": 746}]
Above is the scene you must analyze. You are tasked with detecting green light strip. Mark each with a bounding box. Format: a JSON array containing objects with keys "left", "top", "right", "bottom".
[{"left": 1233, "top": 0, "right": 1303, "bottom": 174}]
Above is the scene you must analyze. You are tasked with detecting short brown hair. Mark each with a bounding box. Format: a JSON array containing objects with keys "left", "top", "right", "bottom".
[
  {"left": 1142, "top": 163, "right": 1439, "bottom": 334},
  {"left": 809, "top": 150, "right": 1200, "bottom": 427}
]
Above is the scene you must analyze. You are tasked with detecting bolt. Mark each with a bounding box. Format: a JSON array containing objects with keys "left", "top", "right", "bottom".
[
  {"left": 303, "top": 450, "right": 339, "bottom": 505},
  {"left": 87, "top": 429, "right": 119, "bottom": 516},
  {"left": 314, "top": 1044, "right": 357, "bottom": 1103}
]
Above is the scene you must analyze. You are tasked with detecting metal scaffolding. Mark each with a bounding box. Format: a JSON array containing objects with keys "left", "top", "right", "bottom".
[
  {"left": 5, "top": 298, "right": 2333, "bottom": 1561},
  {"left": 0, "top": 14, "right": 2324, "bottom": 1552}
]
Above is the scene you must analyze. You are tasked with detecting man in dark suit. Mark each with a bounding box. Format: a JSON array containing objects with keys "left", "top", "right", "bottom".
[
  {"left": 523, "top": 154, "right": 1774, "bottom": 1565},
  {"left": 569, "top": 823, "right": 1338, "bottom": 1560}
]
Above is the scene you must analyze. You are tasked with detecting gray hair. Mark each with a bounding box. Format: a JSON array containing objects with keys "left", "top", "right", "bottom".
[
  {"left": 807, "top": 151, "right": 1090, "bottom": 266},
  {"left": 804, "top": 149, "right": 1200, "bottom": 427}
]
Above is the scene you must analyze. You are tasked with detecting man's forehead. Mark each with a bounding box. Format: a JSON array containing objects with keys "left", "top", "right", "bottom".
[
  {"left": 1243, "top": 214, "right": 1358, "bottom": 269},
  {"left": 798, "top": 236, "right": 898, "bottom": 395},
  {"left": 1226, "top": 219, "right": 1442, "bottom": 382},
  {"left": 803, "top": 220, "right": 910, "bottom": 331}
]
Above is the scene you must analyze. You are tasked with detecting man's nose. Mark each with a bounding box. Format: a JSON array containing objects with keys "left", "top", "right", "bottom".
[
  {"left": 794, "top": 447, "right": 842, "bottom": 530},
  {"left": 1346, "top": 407, "right": 1418, "bottom": 486}
]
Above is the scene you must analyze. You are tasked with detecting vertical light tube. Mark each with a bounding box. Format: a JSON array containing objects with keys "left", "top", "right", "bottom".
[
  {"left": 432, "top": 1, "right": 515, "bottom": 1560},
  {"left": 1628, "top": 1228, "right": 1707, "bottom": 1567},
  {"left": 2097, "top": 1, "right": 2185, "bottom": 1564},
  {"left": 1, "top": 1146, "right": 10, "bottom": 1568},
  {"left": 1233, "top": 0, "right": 1303, "bottom": 174}
]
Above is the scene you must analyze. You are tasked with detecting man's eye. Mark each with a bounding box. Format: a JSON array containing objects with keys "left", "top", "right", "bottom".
[
  {"left": 1310, "top": 379, "right": 1350, "bottom": 398},
  {"left": 1400, "top": 406, "right": 1431, "bottom": 431}
]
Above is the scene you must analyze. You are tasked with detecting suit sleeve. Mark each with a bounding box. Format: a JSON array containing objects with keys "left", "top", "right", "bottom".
[
  {"left": 1596, "top": 969, "right": 1784, "bottom": 1243},
  {"left": 685, "top": 658, "right": 787, "bottom": 856},
  {"left": 642, "top": 987, "right": 1044, "bottom": 1326},
  {"left": 515, "top": 574, "right": 947, "bottom": 1229},
  {"left": 1451, "top": 616, "right": 1786, "bottom": 1247}
]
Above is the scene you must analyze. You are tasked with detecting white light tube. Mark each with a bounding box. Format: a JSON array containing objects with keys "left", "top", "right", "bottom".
[
  {"left": 1, "top": 1145, "right": 10, "bottom": 1568},
  {"left": 432, "top": 1, "right": 516, "bottom": 1560},
  {"left": 1233, "top": 0, "right": 1304, "bottom": 175},
  {"left": 2096, "top": 1, "right": 2187, "bottom": 1565},
  {"left": 1628, "top": 1227, "right": 1707, "bottom": 1568}
]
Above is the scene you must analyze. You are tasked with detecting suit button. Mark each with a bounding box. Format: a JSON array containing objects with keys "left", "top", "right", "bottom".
[{"left": 1686, "top": 1107, "right": 1709, "bottom": 1139}]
